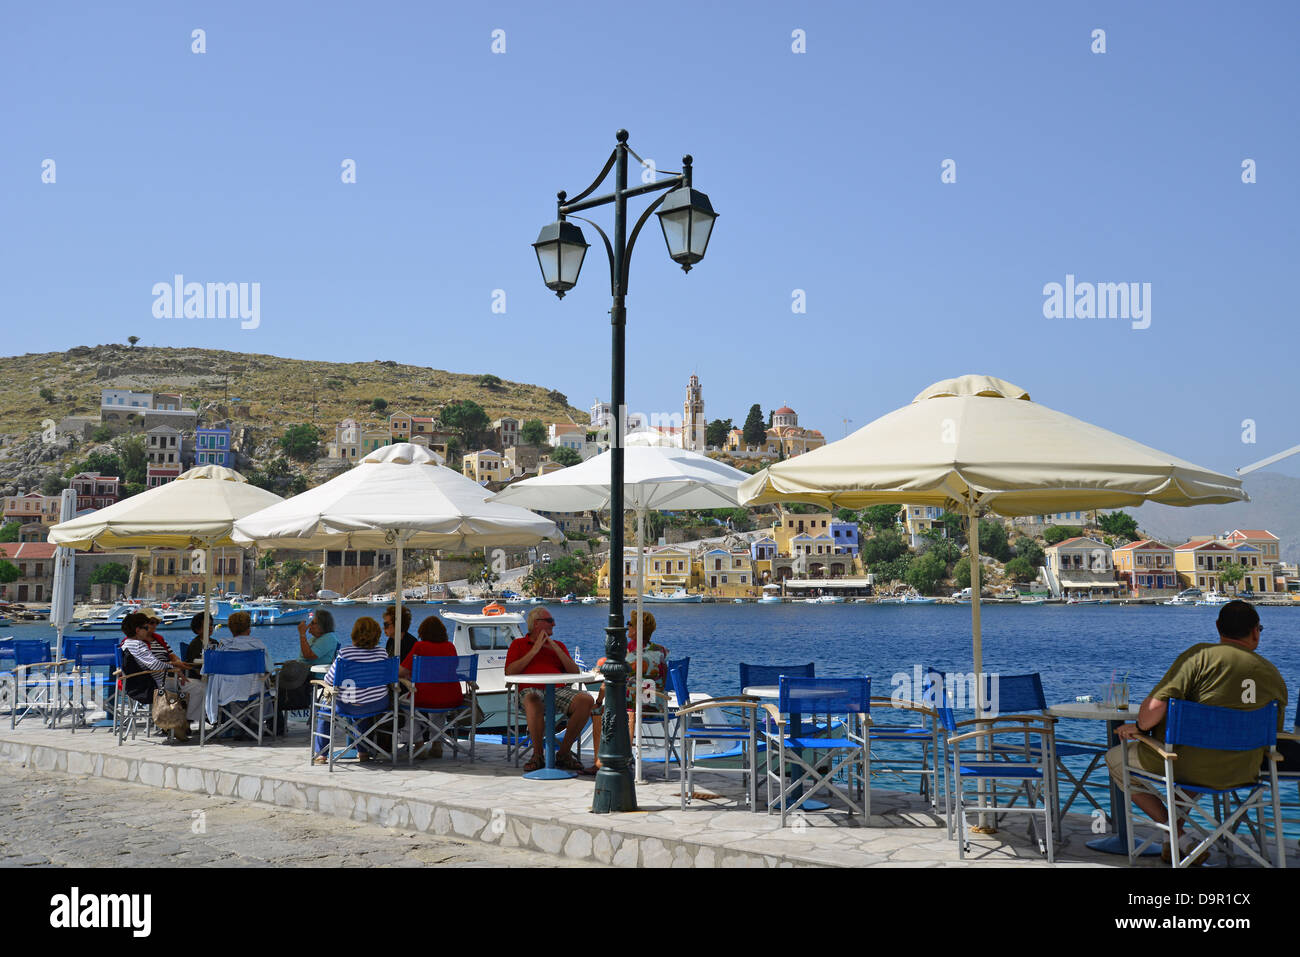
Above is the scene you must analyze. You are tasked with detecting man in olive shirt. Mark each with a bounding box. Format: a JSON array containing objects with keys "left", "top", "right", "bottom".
[{"left": 1108, "top": 600, "right": 1288, "bottom": 843}]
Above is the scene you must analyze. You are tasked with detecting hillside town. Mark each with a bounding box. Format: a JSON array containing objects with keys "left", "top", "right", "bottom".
[{"left": 1, "top": 372, "right": 1296, "bottom": 606}]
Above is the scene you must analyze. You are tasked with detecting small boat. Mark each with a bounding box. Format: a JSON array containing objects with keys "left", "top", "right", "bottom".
[
  {"left": 1019, "top": 598, "right": 1046, "bottom": 605},
  {"left": 332, "top": 598, "right": 358, "bottom": 606},
  {"left": 803, "top": 595, "right": 844, "bottom": 604},
  {"left": 1195, "top": 590, "right": 1230, "bottom": 606},
  {"left": 901, "top": 595, "right": 937, "bottom": 605},
  {"left": 458, "top": 597, "right": 485, "bottom": 605},
  {"left": 641, "top": 589, "right": 704, "bottom": 604},
  {"left": 213, "top": 600, "right": 312, "bottom": 626},
  {"left": 1067, "top": 598, "right": 1100, "bottom": 605},
  {"left": 758, "top": 595, "right": 782, "bottom": 604},
  {"left": 424, "top": 599, "right": 445, "bottom": 605},
  {"left": 560, "top": 593, "right": 577, "bottom": 605},
  {"left": 732, "top": 598, "right": 746, "bottom": 604},
  {"left": 876, "top": 597, "right": 905, "bottom": 605},
  {"left": 580, "top": 596, "right": 602, "bottom": 605}
]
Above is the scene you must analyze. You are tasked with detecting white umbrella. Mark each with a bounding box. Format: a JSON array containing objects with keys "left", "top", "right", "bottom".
[
  {"left": 231, "top": 443, "right": 561, "bottom": 690},
  {"left": 493, "top": 445, "right": 751, "bottom": 780},
  {"left": 50, "top": 488, "right": 78, "bottom": 658},
  {"left": 49, "top": 465, "right": 285, "bottom": 645},
  {"left": 739, "top": 374, "right": 1248, "bottom": 701}
]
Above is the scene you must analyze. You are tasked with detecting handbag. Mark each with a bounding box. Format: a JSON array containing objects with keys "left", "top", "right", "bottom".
[{"left": 151, "top": 687, "right": 188, "bottom": 732}]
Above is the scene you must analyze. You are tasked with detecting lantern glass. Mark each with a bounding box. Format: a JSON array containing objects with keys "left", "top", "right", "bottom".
[
  {"left": 532, "top": 220, "right": 589, "bottom": 295},
  {"left": 656, "top": 187, "right": 717, "bottom": 269}
]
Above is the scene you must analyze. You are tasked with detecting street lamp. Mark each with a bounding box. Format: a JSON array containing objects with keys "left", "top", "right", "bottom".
[{"left": 532, "top": 129, "right": 717, "bottom": 813}]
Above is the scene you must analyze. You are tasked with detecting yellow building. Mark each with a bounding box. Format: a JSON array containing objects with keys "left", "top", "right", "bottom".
[
  {"left": 1111, "top": 540, "right": 1177, "bottom": 595},
  {"left": 698, "top": 547, "right": 758, "bottom": 597},
  {"left": 598, "top": 545, "right": 696, "bottom": 595},
  {"left": 462, "top": 449, "right": 504, "bottom": 484},
  {"left": 771, "top": 507, "right": 834, "bottom": 556},
  {"left": 1174, "top": 540, "right": 1247, "bottom": 592}
]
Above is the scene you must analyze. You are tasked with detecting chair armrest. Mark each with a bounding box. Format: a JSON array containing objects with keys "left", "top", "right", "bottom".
[
  {"left": 759, "top": 702, "right": 784, "bottom": 729},
  {"left": 947, "top": 720, "right": 1055, "bottom": 746},
  {"left": 398, "top": 678, "right": 414, "bottom": 691},
  {"left": 1278, "top": 730, "right": 1300, "bottom": 743},
  {"left": 871, "top": 696, "right": 938, "bottom": 720},
  {"left": 674, "top": 699, "right": 759, "bottom": 718},
  {"left": 952, "top": 713, "right": 1054, "bottom": 729},
  {"left": 1127, "top": 734, "right": 1178, "bottom": 762},
  {"left": 465, "top": 681, "right": 479, "bottom": 692}
]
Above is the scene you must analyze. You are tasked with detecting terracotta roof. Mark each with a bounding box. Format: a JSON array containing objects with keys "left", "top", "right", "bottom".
[
  {"left": 774, "top": 406, "right": 795, "bottom": 415},
  {"left": 1048, "top": 536, "right": 1098, "bottom": 549},
  {"left": 1175, "top": 540, "right": 1231, "bottom": 551},
  {"left": 0, "top": 543, "right": 19, "bottom": 559},
  {"left": 1229, "top": 529, "right": 1279, "bottom": 540},
  {"left": 1112, "top": 539, "right": 1171, "bottom": 551},
  {"left": 16, "top": 542, "right": 56, "bottom": 559}
]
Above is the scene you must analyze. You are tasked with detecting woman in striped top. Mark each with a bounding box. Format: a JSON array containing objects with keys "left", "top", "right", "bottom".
[{"left": 314, "top": 616, "right": 390, "bottom": 764}]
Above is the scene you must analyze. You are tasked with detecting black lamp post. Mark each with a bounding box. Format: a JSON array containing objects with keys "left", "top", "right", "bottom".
[{"left": 533, "top": 129, "right": 717, "bottom": 813}]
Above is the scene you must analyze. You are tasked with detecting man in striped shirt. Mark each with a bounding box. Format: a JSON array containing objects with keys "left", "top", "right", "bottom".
[{"left": 314, "top": 616, "right": 391, "bottom": 764}]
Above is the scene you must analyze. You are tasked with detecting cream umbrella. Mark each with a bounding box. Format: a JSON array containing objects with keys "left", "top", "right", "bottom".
[
  {"left": 493, "top": 445, "right": 751, "bottom": 780},
  {"left": 231, "top": 443, "right": 561, "bottom": 685},
  {"left": 738, "top": 374, "right": 1247, "bottom": 698},
  {"left": 48, "top": 465, "right": 285, "bottom": 642}
]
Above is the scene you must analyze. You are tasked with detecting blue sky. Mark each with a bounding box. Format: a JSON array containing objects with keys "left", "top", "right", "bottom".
[{"left": 3, "top": 2, "right": 1298, "bottom": 478}]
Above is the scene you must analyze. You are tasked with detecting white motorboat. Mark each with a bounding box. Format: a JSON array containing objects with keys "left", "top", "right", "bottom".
[
  {"left": 641, "top": 589, "right": 704, "bottom": 603},
  {"left": 1195, "top": 590, "right": 1230, "bottom": 606},
  {"left": 757, "top": 595, "right": 783, "bottom": 604}
]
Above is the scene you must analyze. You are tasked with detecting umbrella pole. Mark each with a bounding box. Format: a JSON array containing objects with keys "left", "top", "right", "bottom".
[
  {"left": 205, "top": 546, "right": 214, "bottom": 647},
  {"left": 968, "top": 508, "right": 995, "bottom": 832},
  {"left": 634, "top": 508, "right": 646, "bottom": 783}
]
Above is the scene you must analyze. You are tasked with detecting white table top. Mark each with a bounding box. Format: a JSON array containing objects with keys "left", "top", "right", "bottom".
[
  {"left": 1047, "top": 701, "right": 1133, "bottom": 722},
  {"left": 743, "top": 685, "right": 779, "bottom": 699},
  {"left": 504, "top": 671, "right": 602, "bottom": 687},
  {"left": 310, "top": 664, "right": 329, "bottom": 675}
]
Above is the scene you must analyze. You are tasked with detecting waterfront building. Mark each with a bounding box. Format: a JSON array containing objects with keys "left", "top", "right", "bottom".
[
  {"left": 2, "top": 491, "right": 62, "bottom": 525},
  {"left": 0, "top": 542, "right": 56, "bottom": 602},
  {"left": 699, "top": 547, "right": 757, "bottom": 597},
  {"left": 1223, "top": 529, "right": 1282, "bottom": 569},
  {"left": 462, "top": 449, "right": 504, "bottom": 485},
  {"left": 771, "top": 507, "right": 834, "bottom": 556},
  {"left": 322, "top": 548, "right": 393, "bottom": 596},
  {"left": 750, "top": 536, "right": 777, "bottom": 561},
  {"left": 1112, "top": 539, "right": 1178, "bottom": 596},
  {"left": 194, "top": 426, "right": 232, "bottom": 467},
  {"left": 1044, "top": 536, "right": 1119, "bottom": 599},
  {"left": 1225, "top": 542, "right": 1273, "bottom": 594},
  {"left": 898, "top": 505, "right": 946, "bottom": 549},
  {"left": 69, "top": 472, "right": 121, "bottom": 510}
]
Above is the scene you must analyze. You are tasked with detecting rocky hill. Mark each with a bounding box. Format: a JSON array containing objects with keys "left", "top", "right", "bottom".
[{"left": 0, "top": 343, "right": 587, "bottom": 493}]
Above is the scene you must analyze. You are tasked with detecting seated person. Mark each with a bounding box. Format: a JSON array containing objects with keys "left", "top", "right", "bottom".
[
  {"left": 383, "top": 605, "right": 417, "bottom": 661},
  {"left": 399, "top": 616, "right": 463, "bottom": 759},
  {"left": 119, "top": 612, "right": 203, "bottom": 740},
  {"left": 1110, "top": 600, "right": 1288, "bottom": 863},
  {"left": 593, "top": 611, "right": 668, "bottom": 772},
  {"left": 276, "top": 610, "right": 340, "bottom": 731},
  {"left": 202, "top": 611, "right": 274, "bottom": 732},
  {"left": 505, "top": 606, "right": 596, "bottom": 775},
  {"left": 181, "top": 612, "right": 221, "bottom": 674},
  {"left": 314, "top": 616, "right": 390, "bottom": 765}
]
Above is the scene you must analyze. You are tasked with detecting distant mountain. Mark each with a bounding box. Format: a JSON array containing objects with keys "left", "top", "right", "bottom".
[{"left": 1130, "top": 472, "right": 1300, "bottom": 563}]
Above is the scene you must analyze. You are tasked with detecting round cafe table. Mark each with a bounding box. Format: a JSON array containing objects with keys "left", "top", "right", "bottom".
[
  {"left": 1046, "top": 700, "right": 1159, "bottom": 856},
  {"left": 507, "top": 672, "right": 602, "bottom": 781}
]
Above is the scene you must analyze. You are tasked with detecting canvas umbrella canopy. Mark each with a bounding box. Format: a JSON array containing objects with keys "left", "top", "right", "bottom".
[
  {"left": 231, "top": 443, "right": 562, "bottom": 683},
  {"left": 493, "top": 445, "right": 751, "bottom": 780},
  {"left": 738, "top": 374, "right": 1248, "bottom": 695},
  {"left": 48, "top": 465, "right": 286, "bottom": 642}
]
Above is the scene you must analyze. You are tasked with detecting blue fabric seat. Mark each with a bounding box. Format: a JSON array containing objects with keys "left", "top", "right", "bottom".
[
  {"left": 310, "top": 656, "right": 399, "bottom": 770},
  {"left": 200, "top": 649, "right": 276, "bottom": 746},
  {"left": 57, "top": 637, "right": 119, "bottom": 732},
  {"left": 402, "top": 654, "right": 479, "bottom": 763},
  {"left": 8, "top": 640, "right": 57, "bottom": 729},
  {"left": 670, "top": 662, "right": 760, "bottom": 811},
  {"left": 1119, "top": 698, "right": 1286, "bottom": 868},
  {"left": 761, "top": 676, "right": 871, "bottom": 826}
]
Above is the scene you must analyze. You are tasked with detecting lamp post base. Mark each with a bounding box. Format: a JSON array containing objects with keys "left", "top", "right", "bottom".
[{"left": 591, "top": 766, "right": 637, "bottom": 813}]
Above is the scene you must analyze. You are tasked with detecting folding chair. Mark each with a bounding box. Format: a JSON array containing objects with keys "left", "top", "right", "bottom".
[
  {"left": 60, "top": 637, "right": 118, "bottom": 733},
  {"left": 310, "top": 657, "right": 399, "bottom": 770},
  {"left": 669, "top": 662, "right": 760, "bottom": 810},
  {"left": 9, "top": 640, "right": 57, "bottom": 729},
  {"left": 762, "top": 675, "right": 870, "bottom": 827},
  {"left": 948, "top": 705, "right": 1057, "bottom": 863},
  {"left": 1260, "top": 699, "right": 1299, "bottom": 855},
  {"left": 113, "top": 644, "right": 158, "bottom": 744},
  {"left": 868, "top": 669, "right": 945, "bottom": 811},
  {"left": 403, "top": 654, "right": 478, "bottom": 763},
  {"left": 1119, "top": 698, "right": 1286, "bottom": 868},
  {"left": 633, "top": 656, "right": 688, "bottom": 780},
  {"left": 199, "top": 649, "right": 276, "bottom": 746}
]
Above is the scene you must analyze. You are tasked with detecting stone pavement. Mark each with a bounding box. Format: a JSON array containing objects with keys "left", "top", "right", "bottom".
[
  {"left": 0, "top": 724, "right": 1290, "bottom": 868},
  {"left": 0, "top": 764, "right": 600, "bottom": 867}
]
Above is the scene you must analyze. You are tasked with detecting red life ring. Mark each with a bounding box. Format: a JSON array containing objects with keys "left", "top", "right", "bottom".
[{"left": 483, "top": 602, "right": 506, "bottom": 616}]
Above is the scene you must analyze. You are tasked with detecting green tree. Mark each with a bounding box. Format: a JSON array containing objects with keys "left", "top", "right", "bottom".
[
  {"left": 520, "top": 419, "right": 547, "bottom": 446},
  {"left": 122, "top": 481, "right": 145, "bottom": 498},
  {"left": 0, "top": 521, "right": 19, "bottom": 543},
  {"left": 476, "top": 374, "right": 503, "bottom": 390},
  {"left": 705, "top": 418, "right": 733, "bottom": 448},
  {"left": 921, "top": 528, "right": 961, "bottom": 565},
  {"left": 127, "top": 335, "right": 140, "bottom": 348},
  {"left": 742, "top": 404, "right": 766, "bottom": 447},
  {"left": 74, "top": 450, "right": 123, "bottom": 480},
  {"left": 834, "top": 508, "right": 859, "bottom": 523},
  {"left": 1016, "top": 539, "right": 1045, "bottom": 570},
  {"left": 873, "top": 554, "right": 913, "bottom": 585},
  {"left": 862, "top": 528, "right": 908, "bottom": 566},
  {"left": 442, "top": 399, "right": 491, "bottom": 450},
  {"left": 0, "top": 560, "right": 19, "bottom": 585},
  {"left": 90, "top": 562, "right": 131, "bottom": 586},
  {"left": 905, "top": 550, "right": 948, "bottom": 595},
  {"left": 370, "top": 398, "right": 389, "bottom": 413},
  {"left": 1004, "top": 557, "right": 1037, "bottom": 582},
  {"left": 280, "top": 424, "right": 321, "bottom": 462},
  {"left": 550, "top": 446, "right": 582, "bottom": 467},
  {"left": 289, "top": 474, "right": 310, "bottom": 495},
  {"left": 1098, "top": 510, "right": 1140, "bottom": 540},
  {"left": 91, "top": 425, "right": 113, "bottom": 442},
  {"left": 954, "top": 560, "right": 972, "bottom": 590},
  {"left": 939, "top": 511, "right": 968, "bottom": 546},
  {"left": 39, "top": 387, "right": 56, "bottom": 404},
  {"left": 978, "top": 518, "right": 1012, "bottom": 561},
  {"left": 40, "top": 474, "right": 65, "bottom": 496},
  {"left": 861, "top": 504, "right": 902, "bottom": 531},
  {"left": 1218, "top": 560, "right": 1246, "bottom": 594},
  {"left": 1044, "top": 525, "right": 1084, "bottom": 546},
  {"left": 113, "top": 435, "right": 148, "bottom": 484}
]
